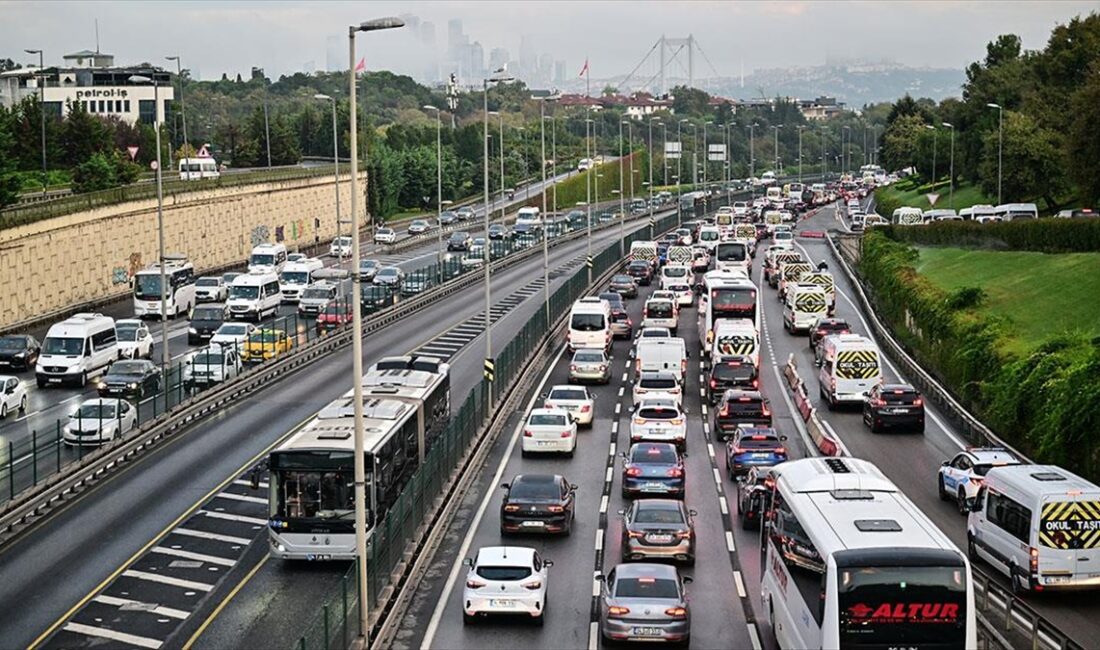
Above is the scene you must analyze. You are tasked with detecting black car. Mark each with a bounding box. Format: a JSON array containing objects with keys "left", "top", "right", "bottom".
[
  {"left": 609, "top": 274, "right": 638, "bottom": 299},
  {"left": 439, "top": 210, "right": 458, "bottom": 226},
  {"left": 863, "top": 383, "right": 925, "bottom": 433},
  {"left": 97, "top": 360, "right": 162, "bottom": 398},
  {"left": 627, "top": 260, "right": 654, "bottom": 285},
  {"left": 360, "top": 284, "right": 397, "bottom": 315},
  {"left": 500, "top": 474, "right": 577, "bottom": 535},
  {"left": 707, "top": 355, "right": 758, "bottom": 403},
  {"left": 735, "top": 466, "right": 775, "bottom": 530},
  {"left": 713, "top": 389, "right": 772, "bottom": 441},
  {"left": 447, "top": 231, "right": 472, "bottom": 251},
  {"left": 808, "top": 317, "right": 851, "bottom": 352},
  {"left": 487, "top": 224, "right": 509, "bottom": 240},
  {"left": 726, "top": 427, "right": 787, "bottom": 479},
  {"left": 188, "top": 304, "right": 228, "bottom": 344},
  {"left": 0, "top": 334, "right": 40, "bottom": 371}
]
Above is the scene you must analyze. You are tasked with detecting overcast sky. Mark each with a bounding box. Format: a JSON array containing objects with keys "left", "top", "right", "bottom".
[{"left": 3, "top": 1, "right": 1095, "bottom": 82}]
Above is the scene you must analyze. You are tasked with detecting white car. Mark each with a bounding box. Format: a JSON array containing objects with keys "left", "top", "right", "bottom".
[
  {"left": 0, "top": 376, "right": 28, "bottom": 418},
  {"left": 329, "top": 236, "right": 353, "bottom": 258},
  {"left": 183, "top": 345, "right": 242, "bottom": 389},
  {"left": 374, "top": 227, "right": 397, "bottom": 244},
  {"left": 408, "top": 219, "right": 431, "bottom": 235},
  {"left": 632, "top": 371, "right": 682, "bottom": 407},
  {"left": 521, "top": 408, "right": 577, "bottom": 457},
  {"left": 286, "top": 253, "right": 307, "bottom": 263},
  {"left": 194, "top": 276, "right": 228, "bottom": 302},
  {"left": 630, "top": 398, "right": 687, "bottom": 449},
  {"left": 771, "top": 230, "right": 794, "bottom": 250},
  {"left": 637, "top": 327, "right": 672, "bottom": 340},
  {"left": 115, "top": 319, "right": 154, "bottom": 359},
  {"left": 210, "top": 322, "right": 257, "bottom": 347},
  {"left": 938, "top": 447, "right": 1022, "bottom": 513},
  {"left": 543, "top": 385, "right": 594, "bottom": 427},
  {"left": 62, "top": 398, "right": 137, "bottom": 446},
  {"left": 462, "top": 546, "right": 551, "bottom": 625}
]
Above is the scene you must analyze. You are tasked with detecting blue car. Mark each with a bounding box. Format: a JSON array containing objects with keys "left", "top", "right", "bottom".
[
  {"left": 726, "top": 426, "right": 787, "bottom": 479},
  {"left": 621, "top": 442, "right": 685, "bottom": 499}
]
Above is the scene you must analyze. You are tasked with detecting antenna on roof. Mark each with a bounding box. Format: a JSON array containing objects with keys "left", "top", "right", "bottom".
[{"left": 95, "top": 19, "right": 100, "bottom": 54}]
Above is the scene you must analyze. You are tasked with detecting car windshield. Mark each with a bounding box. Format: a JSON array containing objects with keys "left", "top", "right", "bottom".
[
  {"left": 476, "top": 566, "right": 533, "bottom": 581},
  {"left": 634, "top": 506, "right": 685, "bottom": 525},
  {"left": 637, "top": 406, "right": 680, "bottom": 420},
  {"left": 250, "top": 254, "right": 275, "bottom": 267},
  {"left": 73, "top": 404, "right": 117, "bottom": 420},
  {"left": 574, "top": 351, "right": 604, "bottom": 363},
  {"left": 377, "top": 229, "right": 394, "bottom": 235},
  {"left": 115, "top": 324, "right": 140, "bottom": 341},
  {"left": 615, "top": 577, "right": 679, "bottom": 599},
  {"left": 280, "top": 271, "right": 310, "bottom": 285},
  {"left": 632, "top": 445, "right": 678, "bottom": 463},
  {"left": 0, "top": 337, "right": 25, "bottom": 350},
  {"left": 229, "top": 285, "right": 259, "bottom": 300},
  {"left": 700, "top": 230, "right": 718, "bottom": 241},
  {"left": 217, "top": 324, "right": 248, "bottom": 336},
  {"left": 550, "top": 389, "right": 587, "bottom": 401},
  {"left": 249, "top": 331, "right": 282, "bottom": 343},
  {"left": 571, "top": 313, "right": 605, "bottom": 331},
  {"left": 43, "top": 337, "right": 83, "bottom": 355},
  {"left": 640, "top": 377, "right": 678, "bottom": 389},
  {"left": 196, "top": 278, "right": 220, "bottom": 287},
  {"left": 664, "top": 266, "right": 689, "bottom": 278},
  {"left": 360, "top": 261, "right": 378, "bottom": 270},
  {"left": 302, "top": 288, "right": 332, "bottom": 300},
  {"left": 378, "top": 269, "right": 399, "bottom": 278},
  {"left": 509, "top": 479, "right": 561, "bottom": 499},
  {"left": 109, "top": 361, "right": 146, "bottom": 375},
  {"left": 529, "top": 413, "right": 568, "bottom": 426},
  {"left": 191, "top": 353, "right": 224, "bottom": 366}
]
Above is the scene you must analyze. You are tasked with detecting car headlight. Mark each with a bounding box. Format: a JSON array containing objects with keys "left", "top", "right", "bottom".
[
  {"left": 188, "top": 328, "right": 197, "bottom": 334},
  {"left": 128, "top": 382, "right": 138, "bottom": 389},
  {"left": 96, "top": 381, "right": 107, "bottom": 389},
  {"left": 14, "top": 352, "right": 24, "bottom": 358}
]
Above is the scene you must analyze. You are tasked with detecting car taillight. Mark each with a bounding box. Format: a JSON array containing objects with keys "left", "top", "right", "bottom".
[
  {"left": 634, "top": 417, "right": 647, "bottom": 425},
  {"left": 523, "top": 430, "right": 534, "bottom": 437},
  {"left": 547, "top": 505, "right": 565, "bottom": 513},
  {"left": 608, "top": 606, "right": 631, "bottom": 617},
  {"left": 580, "top": 404, "right": 591, "bottom": 413},
  {"left": 627, "top": 530, "right": 645, "bottom": 539},
  {"left": 544, "top": 402, "right": 552, "bottom": 409},
  {"left": 627, "top": 318, "right": 633, "bottom": 326},
  {"left": 670, "top": 418, "right": 684, "bottom": 425},
  {"left": 523, "top": 580, "right": 543, "bottom": 590},
  {"left": 720, "top": 405, "right": 730, "bottom": 417},
  {"left": 665, "top": 607, "right": 688, "bottom": 618},
  {"left": 643, "top": 308, "right": 648, "bottom": 318},
  {"left": 676, "top": 530, "right": 692, "bottom": 539},
  {"left": 775, "top": 447, "right": 786, "bottom": 455},
  {"left": 466, "top": 579, "right": 486, "bottom": 588},
  {"left": 913, "top": 398, "right": 924, "bottom": 407},
  {"left": 709, "top": 379, "right": 717, "bottom": 388},
  {"left": 625, "top": 467, "right": 642, "bottom": 477},
  {"left": 504, "top": 504, "right": 520, "bottom": 512},
  {"left": 561, "top": 430, "right": 572, "bottom": 438},
  {"left": 570, "top": 364, "right": 578, "bottom": 371},
  {"left": 1030, "top": 547, "right": 1039, "bottom": 574},
  {"left": 667, "top": 467, "right": 683, "bottom": 477},
  {"left": 762, "top": 405, "right": 771, "bottom": 417},
  {"left": 872, "top": 398, "right": 886, "bottom": 407}
]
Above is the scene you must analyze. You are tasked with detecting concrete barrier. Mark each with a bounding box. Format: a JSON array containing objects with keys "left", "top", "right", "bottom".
[{"left": 782, "top": 353, "right": 844, "bottom": 457}]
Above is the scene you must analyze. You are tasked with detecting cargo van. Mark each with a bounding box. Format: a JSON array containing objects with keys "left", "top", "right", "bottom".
[
  {"left": 994, "top": 203, "right": 1039, "bottom": 222},
  {"left": 968, "top": 464, "right": 1100, "bottom": 593},
  {"left": 248, "top": 243, "right": 288, "bottom": 274},
  {"left": 711, "top": 318, "right": 759, "bottom": 368},
  {"left": 35, "top": 313, "right": 118, "bottom": 388},
  {"left": 634, "top": 337, "right": 688, "bottom": 381},
  {"left": 777, "top": 261, "right": 813, "bottom": 299},
  {"left": 783, "top": 283, "right": 829, "bottom": 333},
  {"left": 515, "top": 206, "right": 542, "bottom": 228},
  {"left": 567, "top": 297, "right": 612, "bottom": 352},
  {"left": 799, "top": 271, "right": 836, "bottom": 314},
  {"left": 279, "top": 258, "right": 325, "bottom": 303},
  {"left": 697, "top": 226, "right": 720, "bottom": 252},
  {"left": 816, "top": 334, "right": 882, "bottom": 409},
  {"left": 641, "top": 296, "right": 678, "bottom": 333},
  {"left": 891, "top": 207, "right": 924, "bottom": 226},
  {"left": 228, "top": 271, "right": 282, "bottom": 321},
  {"left": 629, "top": 241, "right": 659, "bottom": 268}
]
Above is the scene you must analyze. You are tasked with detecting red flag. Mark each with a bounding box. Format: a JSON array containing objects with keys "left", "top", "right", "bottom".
[
  {"left": 354, "top": 57, "right": 366, "bottom": 72},
  {"left": 578, "top": 58, "right": 589, "bottom": 78}
]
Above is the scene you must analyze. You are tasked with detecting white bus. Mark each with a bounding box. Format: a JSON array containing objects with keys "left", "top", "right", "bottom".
[
  {"left": 132, "top": 255, "right": 196, "bottom": 318},
  {"left": 697, "top": 274, "right": 757, "bottom": 352},
  {"left": 178, "top": 157, "right": 220, "bottom": 181},
  {"left": 761, "top": 457, "right": 976, "bottom": 650},
  {"left": 266, "top": 356, "right": 450, "bottom": 560}
]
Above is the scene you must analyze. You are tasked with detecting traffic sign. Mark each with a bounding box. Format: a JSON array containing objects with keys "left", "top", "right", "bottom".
[
  {"left": 126, "top": 146, "right": 139, "bottom": 160},
  {"left": 585, "top": 256, "right": 594, "bottom": 269},
  {"left": 926, "top": 193, "right": 940, "bottom": 207},
  {"left": 150, "top": 160, "right": 159, "bottom": 171}
]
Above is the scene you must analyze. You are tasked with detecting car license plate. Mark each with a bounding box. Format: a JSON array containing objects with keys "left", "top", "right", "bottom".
[
  {"left": 752, "top": 453, "right": 771, "bottom": 458},
  {"left": 631, "top": 627, "right": 663, "bottom": 637},
  {"left": 1045, "top": 575, "right": 1070, "bottom": 585},
  {"left": 48, "top": 378, "right": 62, "bottom": 383},
  {"left": 537, "top": 441, "right": 554, "bottom": 447},
  {"left": 521, "top": 521, "right": 544, "bottom": 527},
  {"left": 646, "top": 534, "right": 673, "bottom": 544},
  {"left": 886, "top": 407, "right": 909, "bottom": 414},
  {"left": 490, "top": 598, "right": 516, "bottom": 608},
  {"left": 644, "top": 482, "right": 667, "bottom": 490}
]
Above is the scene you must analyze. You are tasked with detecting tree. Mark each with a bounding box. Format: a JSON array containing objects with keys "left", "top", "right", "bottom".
[
  {"left": 670, "top": 85, "right": 710, "bottom": 117},
  {"left": 1067, "top": 65, "right": 1100, "bottom": 206},
  {"left": 0, "top": 105, "right": 22, "bottom": 207},
  {"left": 60, "top": 102, "right": 113, "bottom": 167},
  {"left": 70, "top": 152, "right": 117, "bottom": 193},
  {"left": 881, "top": 114, "right": 926, "bottom": 173},
  {"left": 0, "top": 58, "right": 21, "bottom": 73},
  {"left": 978, "top": 111, "right": 1066, "bottom": 207},
  {"left": 601, "top": 85, "right": 619, "bottom": 97}
]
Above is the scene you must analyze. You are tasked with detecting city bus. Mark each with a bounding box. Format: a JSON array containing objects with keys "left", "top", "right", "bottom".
[
  {"left": 696, "top": 272, "right": 758, "bottom": 353},
  {"left": 132, "top": 254, "right": 196, "bottom": 318},
  {"left": 760, "top": 457, "right": 976, "bottom": 649},
  {"left": 265, "top": 355, "right": 450, "bottom": 560}
]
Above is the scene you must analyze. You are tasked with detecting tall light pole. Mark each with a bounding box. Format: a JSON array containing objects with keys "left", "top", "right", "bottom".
[
  {"left": 585, "top": 117, "right": 595, "bottom": 284},
  {"left": 648, "top": 118, "right": 659, "bottom": 235},
  {"left": 165, "top": 55, "right": 188, "bottom": 152},
  {"left": 346, "top": 18, "right": 404, "bottom": 646},
  {"left": 925, "top": 124, "right": 937, "bottom": 189},
  {"left": 534, "top": 92, "right": 558, "bottom": 327},
  {"left": 703, "top": 120, "right": 712, "bottom": 213},
  {"left": 315, "top": 94, "right": 343, "bottom": 259},
  {"left": 129, "top": 74, "right": 169, "bottom": 368},
  {"left": 661, "top": 122, "right": 668, "bottom": 188},
  {"left": 626, "top": 120, "right": 635, "bottom": 205},
  {"left": 772, "top": 124, "right": 782, "bottom": 177},
  {"left": 842, "top": 125, "right": 851, "bottom": 176},
  {"left": 25, "top": 49, "right": 46, "bottom": 196},
  {"left": 725, "top": 122, "right": 732, "bottom": 208},
  {"left": 987, "top": 103, "right": 1003, "bottom": 205},
  {"left": 942, "top": 122, "right": 955, "bottom": 211},
  {"left": 262, "top": 93, "right": 272, "bottom": 168},
  {"left": 619, "top": 120, "right": 627, "bottom": 256},
  {"left": 748, "top": 122, "right": 756, "bottom": 199},
  {"left": 495, "top": 111, "right": 505, "bottom": 223},
  {"left": 550, "top": 112, "right": 558, "bottom": 216},
  {"left": 796, "top": 125, "right": 806, "bottom": 183},
  {"left": 483, "top": 67, "right": 514, "bottom": 411},
  {"left": 423, "top": 105, "right": 444, "bottom": 282},
  {"left": 677, "top": 119, "right": 686, "bottom": 222}
]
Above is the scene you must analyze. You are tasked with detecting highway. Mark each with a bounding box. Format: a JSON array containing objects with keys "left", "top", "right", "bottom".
[{"left": 3, "top": 202, "right": 662, "bottom": 650}]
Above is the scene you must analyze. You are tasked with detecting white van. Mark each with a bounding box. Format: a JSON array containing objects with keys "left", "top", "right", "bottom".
[
  {"left": 228, "top": 271, "right": 282, "bottom": 322},
  {"left": 36, "top": 313, "right": 118, "bottom": 388},
  {"left": 892, "top": 207, "right": 925, "bottom": 226},
  {"left": 567, "top": 297, "right": 612, "bottom": 352},
  {"left": 641, "top": 296, "right": 678, "bottom": 333},
  {"left": 279, "top": 258, "right": 325, "bottom": 303},
  {"left": 629, "top": 241, "right": 659, "bottom": 268},
  {"left": 711, "top": 318, "right": 759, "bottom": 368},
  {"left": 178, "top": 157, "right": 220, "bottom": 181},
  {"left": 995, "top": 203, "right": 1039, "bottom": 221},
  {"left": 783, "top": 283, "right": 829, "bottom": 333},
  {"left": 634, "top": 337, "right": 687, "bottom": 381},
  {"left": 697, "top": 226, "right": 720, "bottom": 252},
  {"left": 515, "top": 206, "right": 542, "bottom": 228},
  {"left": 248, "top": 243, "right": 288, "bottom": 275},
  {"left": 968, "top": 464, "right": 1100, "bottom": 592},
  {"left": 660, "top": 264, "right": 693, "bottom": 305},
  {"left": 817, "top": 334, "right": 882, "bottom": 409}
]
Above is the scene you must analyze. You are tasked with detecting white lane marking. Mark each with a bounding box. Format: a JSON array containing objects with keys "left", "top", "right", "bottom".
[
  {"left": 122, "top": 569, "right": 213, "bottom": 592},
  {"left": 726, "top": 531, "right": 736, "bottom": 553},
  {"left": 421, "top": 343, "right": 567, "bottom": 650},
  {"left": 595, "top": 528, "right": 604, "bottom": 551},
  {"left": 592, "top": 573, "right": 602, "bottom": 597},
  {"left": 588, "top": 621, "right": 600, "bottom": 650},
  {"left": 232, "top": 479, "right": 268, "bottom": 490},
  {"left": 699, "top": 388, "right": 705, "bottom": 397},
  {"left": 151, "top": 545, "right": 236, "bottom": 567},
  {"left": 14, "top": 409, "right": 40, "bottom": 422},
  {"left": 172, "top": 527, "right": 252, "bottom": 545},
  {"left": 198, "top": 510, "right": 266, "bottom": 526},
  {"left": 621, "top": 372, "right": 628, "bottom": 382},
  {"left": 712, "top": 468, "right": 722, "bottom": 486},
  {"left": 747, "top": 623, "right": 763, "bottom": 650},
  {"left": 707, "top": 443, "right": 715, "bottom": 458},
  {"left": 608, "top": 442, "right": 616, "bottom": 456},
  {"left": 92, "top": 594, "right": 190, "bottom": 619},
  {"left": 719, "top": 496, "right": 729, "bottom": 515},
  {"left": 700, "top": 404, "right": 707, "bottom": 416},
  {"left": 614, "top": 402, "right": 621, "bottom": 415},
  {"left": 618, "top": 386, "right": 624, "bottom": 397},
  {"left": 605, "top": 466, "right": 614, "bottom": 483},
  {"left": 734, "top": 570, "right": 747, "bottom": 598},
  {"left": 62, "top": 622, "right": 162, "bottom": 649},
  {"left": 215, "top": 491, "right": 266, "bottom": 504},
  {"left": 600, "top": 495, "right": 609, "bottom": 514},
  {"left": 702, "top": 421, "right": 710, "bottom": 436}
]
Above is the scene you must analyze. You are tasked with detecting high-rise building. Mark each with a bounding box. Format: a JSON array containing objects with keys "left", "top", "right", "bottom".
[
  {"left": 447, "top": 19, "right": 465, "bottom": 57},
  {"left": 519, "top": 35, "right": 537, "bottom": 80},
  {"left": 554, "top": 60, "right": 567, "bottom": 84},
  {"left": 538, "top": 53, "right": 553, "bottom": 85},
  {"left": 420, "top": 21, "right": 436, "bottom": 47}
]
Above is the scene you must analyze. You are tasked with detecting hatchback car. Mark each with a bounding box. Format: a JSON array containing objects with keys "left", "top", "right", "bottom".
[
  {"left": 487, "top": 224, "right": 508, "bottom": 240},
  {"left": 726, "top": 426, "right": 787, "bottom": 479},
  {"left": 707, "top": 355, "right": 758, "bottom": 403},
  {"left": 543, "top": 385, "right": 594, "bottom": 427},
  {"left": 610, "top": 310, "right": 634, "bottom": 340},
  {"left": 0, "top": 376, "right": 28, "bottom": 418},
  {"left": 115, "top": 319, "right": 154, "bottom": 359},
  {"left": 462, "top": 546, "right": 552, "bottom": 625},
  {"left": 63, "top": 398, "right": 137, "bottom": 446},
  {"left": 609, "top": 274, "right": 639, "bottom": 299},
  {"left": 621, "top": 442, "right": 686, "bottom": 499},
  {"left": 627, "top": 260, "right": 654, "bottom": 285},
  {"left": 447, "top": 231, "right": 473, "bottom": 251},
  {"left": 329, "top": 235, "right": 352, "bottom": 258},
  {"left": 808, "top": 317, "right": 851, "bottom": 352},
  {"left": 358, "top": 259, "right": 380, "bottom": 282},
  {"left": 373, "top": 266, "right": 405, "bottom": 288},
  {"left": 713, "top": 389, "right": 772, "bottom": 441},
  {"left": 569, "top": 349, "right": 611, "bottom": 384},
  {"left": 194, "top": 276, "right": 227, "bottom": 302},
  {"left": 499, "top": 474, "right": 577, "bottom": 535},
  {"left": 97, "top": 360, "right": 162, "bottom": 398},
  {"left": 632, "top": 371, "right": 682, "bottom": 407},
  {"left": 316, "top": 300, "right": 353, "bottom": 334},
  {"left": 361, "top": 284, "right": 398, "bottom": 315},
  {"left": 598, "top": 563, "right": 692, "bottom": 645},
  {"left": 521, "top": 408, "right": 577, "bottom": 457},
  {"left": 374, "top": 227, "right": 396, "bottom": 244},
  {"left": 630, "top": 399, "right": 688, "bottom": 449},
  {"left": 641, "top": 298, "right": 678, "bottom": 334},
  {"left": 620, "top": 499, "right": 696, "bottom": 565},
  {"left": 863, "top": 383, "right": 925, "bottom": 433},
  {"left": 209, "top": 322, "right": 256, "bottom": 347},
  {"left": 0, "top": 334, "right": 40, "bottom": 372},
  {"left": 938, "top": 447, "right": 1021, "bottom": 514},
  {"left": 240, "top": 328, "right": 294, "bottom": 363},
  {"left": 439, "top": 210, "right": 458, "bottom": 226},
  {"left": 456, "top": 206, "right": 475, "bottom": 221}
]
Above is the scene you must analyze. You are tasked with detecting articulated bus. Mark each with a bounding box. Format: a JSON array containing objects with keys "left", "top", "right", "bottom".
[
  {"left": 760, "top": 457, "right": 976, "bottom": 649},
  {"left": 265, "top": 355, "right": 450, "bottom": 561}
]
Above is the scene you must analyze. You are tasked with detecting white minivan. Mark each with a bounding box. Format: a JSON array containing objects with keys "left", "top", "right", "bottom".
[
  {"left": 248, "top": 243, "right": 288, "bottom": 274},
  {"left": 227, "top": 272, "right": 282, "bottom": 321},
  {"left": 36, "top": 313, "right": 119, "bottom": 388},
  {"left": 634, "top": 337, "right": 687, "bottom": 382},
  {"left": 968, "top": 464, "right": 1100, "bottom": 593},
  {"left": 567, "top": 298, "right": 612, "bottom": 352},
  {"left": 279, "top": 258, "right": 325, "bottom": 303},
  {"left": 515, "top": 206, "right": 542, "bottom": 229},
  {"left": 816, "top": 334, "right": 882, "bottom": 409}
]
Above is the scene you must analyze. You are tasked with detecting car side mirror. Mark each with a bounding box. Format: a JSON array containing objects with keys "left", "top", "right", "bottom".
[
  {"left": 462, "top": 558, "right": 473, "bottom": 567},
  {"left": 617, "top": 509, "right": 625, "bottom": 516},
  {"left": 570, "top": 484, "right": 579, "bottom": 491},
  {"left": 543, "top": 560, "right": 553, "bottom": 568},
  {"left": 941, "top": 460, "right": 950, "bottom": 467},
  {"left": 594, "top": 573, "right": 605, "bottom": 582},
  {"left": 500, "top": 483, "right": 510, "bottom": 490},
  {"left": 688, "top": 509, "right": 698, "bottom": 517}
]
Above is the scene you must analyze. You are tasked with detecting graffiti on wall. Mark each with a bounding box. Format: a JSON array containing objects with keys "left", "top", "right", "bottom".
[
  {"left": 250, "top": 224, "right": 270, "bottom": 247},
  {"left": 112, "top": 252, "right": 144, "bottom": 285}
]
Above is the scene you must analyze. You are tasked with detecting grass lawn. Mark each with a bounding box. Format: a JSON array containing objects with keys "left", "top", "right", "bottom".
[
  {"left": 879, "top": 179, "right": 994, "bottom": 213},
  {"left": 914, "top": 247, "right": 1100, "bottom": 355}
]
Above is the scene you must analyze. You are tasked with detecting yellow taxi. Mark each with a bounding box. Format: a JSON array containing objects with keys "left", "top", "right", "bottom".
[{"left": 240, "top": 328, "right": 294, "bottom": 363}]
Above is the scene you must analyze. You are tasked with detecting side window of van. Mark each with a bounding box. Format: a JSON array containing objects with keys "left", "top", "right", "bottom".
[
  {"left": 90, "top": 328, "right": 117, "bottom": 351},
  {"left": 266, "top": 281, "right": 280, "bottom": 298},
  {"left": 988, "top": 492, "right": 1032, "bottom": 543}
]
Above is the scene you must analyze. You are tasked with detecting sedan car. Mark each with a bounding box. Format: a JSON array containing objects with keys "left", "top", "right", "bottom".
[
  {"left": 938, "top": 447, "right": 1022, "bottom": 514},
  {"left": 609, "top": 274, "right": 639, "bottom": 299},
  {"left": 439, "top": 210, "right": 458, "bottom": 226},
  {"left": 598, "top": 563, "right": 692, "bottom": 645},
  {"left": 863, "top": 383, "right": 925, "bottom": 433},
  {"left": 373, "top": 266, "right": 405, "bottom": 288},
  {"left": 97, "top": 360, "right": 162, "bottom": 398},
  {"left": 569, "top": 349, "right": 611, "bottom": 384},
  {"left": 115, "top": 319, "right": 154, "bottom": 359},
  {"left": 447, "top": 231, "right": 473, "bottom": 251},
  {"left": 521, "top": 408, "right": 577, "bottom": 457},
  {"left": 598, "top": 291, "right": 626, "bottom": 312},
  {"left": 0, "top": 376, "right": 28, "bottom": 418},
  {"left": 726, "top": 426, "right": 787, "bottom": 479},
  {"left": 209, "top": 322, "right": 256, "bottom": 348},
  {"left": 408, "top": 219, "right": 431, "bottom": 235},
  {"left": 630, "top": 399, "right": 688, "bottom": 449},
  {"left": 456, "top": 206, "right": 475, "bottom": 221},
  {"left": 194, "top": 275, "right": 227, "bottom": 302},
  {"left": 0, "top": 334, "right": 40, "bottom": 371},
  {"left": 621, "top": 442, "right": 686, "bottom": 499},
  {"left": 358, "top": 259, "right": 380, "bottom": 282},
  {"left": 632, "top": 371, "right": 682, "bottom": 407},
  {"left": 63, "top": 398, "right": 137, "bottom": 446},
  {"left": 499, "top": 474, "right": 577, "bottom": 535},
  {"left": 620, "top": 499, "right": 696, "bottom": 565},
  {"left": 808, "top": 317, "right": 851, "bottom": 352},
  {"left": 462, "top": 546, "right": 552, "bottom": 625},
  {"left": 400, "top": 273, "right": 434, "bottom": 297},
  {"left": 713, "top": 389, "right": 772, "bottom": 441},
  {"left": 610, "top": 310, "right": 634, "bottom": 340},
  {"left": 374, "top": 227, "right": 397, "bottom": 244},
  {"left": 707, "top": 355, "right": 758, "bottom": 403},
  {"left": 240, "top": 328, "right": 294, "bottom": 363},
  {"left": 543, "top": 385, "right": 594, "bottom": 427},
  {"left": 361, "top": 284, "right": 398, "bottom": 314},
  {"left": 487, "top": 224, "right": 509, "bottom": 240},
  {"left": 627, "top": 260, "right": 653, "bottom": 285}
]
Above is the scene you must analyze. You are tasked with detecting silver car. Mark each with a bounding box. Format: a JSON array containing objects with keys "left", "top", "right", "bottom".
[
  {"left": 598, "top": 563, "right": 692, "bottom": 645},
  {"left": 569, "top": 349, "right": 611, "bottom": 384}
]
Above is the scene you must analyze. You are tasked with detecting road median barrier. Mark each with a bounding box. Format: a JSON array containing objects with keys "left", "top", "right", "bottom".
[{"left": 782, "top": 353, "right": 843, "bottom": 457}]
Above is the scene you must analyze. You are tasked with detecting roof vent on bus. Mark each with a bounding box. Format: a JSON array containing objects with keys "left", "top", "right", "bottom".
[
  {"left": 824, "top": 458, "right": 850, "bottom": 474},
  {"left": 1031, "top": 472, "right": 1067, "bottom": 482},
  {"left": 831, "top": 489, "right": 874, "bottom": 501},
  {"left": 854, "top": 519, "right": 902, "bottom": 532},
  {"left": 410, "top": 356, "right": 442, "bottom": 374},
  {"left": 374, "top": 356, "right": 413, "bottom": 371}
]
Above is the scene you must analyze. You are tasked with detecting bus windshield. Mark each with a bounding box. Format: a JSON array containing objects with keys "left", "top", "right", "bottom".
[
  {"left": 716, "top": 243, "right": 747, "bottom": 262},
  {"left": 838, "top": 565, "right": 967, "bottom": 648},
  {"left": 229, "top": 285, "right": 259, "bottom": 300},
  {"left": 250, "top": 253, "right": 276, "bottom": 267},
  {"left": 133, "top": 274, "right": 163, "bottom": 298}
]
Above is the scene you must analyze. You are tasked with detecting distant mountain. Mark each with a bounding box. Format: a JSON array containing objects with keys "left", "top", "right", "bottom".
[{"left": 714, "top": 62, "right": 966, "bottom": 106}]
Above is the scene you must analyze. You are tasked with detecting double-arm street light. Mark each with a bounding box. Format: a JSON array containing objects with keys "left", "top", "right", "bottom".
[
  {"left": 772, "top": 124, "right": 782, "bottom": 176},
  {"left": 346, "top": 17, "right": 405, "bottom": 646},
  {"left": 796, "top": 125, "right": 806, "bottom": 183},
  {"left": 314, "top": 94, "right": 343, "bottom": 260},
  {"left": 483, "top": 68, "right": 514, "bottom": 409},
  {"left": 534, "top": 92, "right": 560, "bottom": 327},
  {"left": 24, "top": 49, "right": 46, "bottom": 196},
  {"left": 987, "top": 103, "right": 1003, "bottom": 205}
]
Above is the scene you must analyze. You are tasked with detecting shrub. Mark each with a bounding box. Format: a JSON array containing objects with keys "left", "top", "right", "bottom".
[{"left": 879, "top": 219, "right": 1100, "bottom": 253}]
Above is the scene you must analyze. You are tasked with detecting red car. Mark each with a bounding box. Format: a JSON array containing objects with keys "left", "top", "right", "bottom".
[{"left": 316, "top": 300, "right": 353, "bottom": 334}]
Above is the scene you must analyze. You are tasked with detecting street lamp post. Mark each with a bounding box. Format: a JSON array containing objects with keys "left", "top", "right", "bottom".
[
  {"left": 314, "top": 94, "right": 343, "bottom": 260},
  {"left": 498, "top": 111, "right": 505, "bottom": 223},
  {"left": 748, "top": 123, "right": 756, "bottom": 199},
  {"left": 166, "top": 55, "right": 189, "bottom": 151},
  {"left": 677, "top": 119, "right": 686, "bottom": 223},
  {"left": 725, "top": 122, "right": 732, "bottom": 208},
  {"left": 987, "top": 103, "right": 1003, "bottom": 205},
  {"left": 661, "top": 122, "right": 668, "bottom": 189},
  {"left": 925, "top": 124, "right": 937, "bottom": 189},
  {"left": 772, "top": 124, "right": 782, "bottom": 177},
  {"left": 535, "top": 93, "right": 558, "bottom": 327},
  {"left": 24, "top": 49, "right": 46, "bottom": 196},
  {"left": 423, "top": 105, "right": 444, "bottom": 282},
  {"left": 942, "top": 122, "right": 955, "bottom": 211},
  {"left": 842, "top": 125, "right": 850, "bottom": 176},
  {"left": 796, "top": 125, "right": 805, "bottom": 184},
  {"left": 619, "top": 120, "right": 627, "bottom": 257},
  {"left": 346, "top": 18, "right": 404, "bottom": 646},
  {"left": 648, "top": 118, "right": 659, "bottom": 235},
  {"left": 550, "top": 112, "right": 558, "bottom": 215},
  {"left": 483, "top": 67, "right": 514, "bottom": 411}
]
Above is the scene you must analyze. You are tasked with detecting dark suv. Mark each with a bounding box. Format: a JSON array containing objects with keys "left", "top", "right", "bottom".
[
  {"left": 447, "top": 231, "right": 472, "bottom": 251},
  {"left": 863, "top": 383, "right": 925, "bottom": 433},
  {"left": 499, "top": 474, "right": 577, "bottom": 535},
  {"left": 188, "top": 304, "right": 228, "bottom": 344},
  {"left": 627, "top": 260, "right": 653, "bottom": 285},
  {"left": 713, "top": 389, "right": 772, "bottom": 441},
  {"left": 97, "top": 360, "right": 162, "bottom": 398},
  {"left": 707, "top": 355, "right": 758, "bottom": 403},
  {"left": 808, "top": 317, "right": 850, "bottom": 352}
]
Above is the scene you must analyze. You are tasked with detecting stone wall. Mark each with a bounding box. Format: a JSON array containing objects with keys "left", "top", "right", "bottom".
[{"left": 0, "top": 172, "right": 364, "bottom": 328}]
